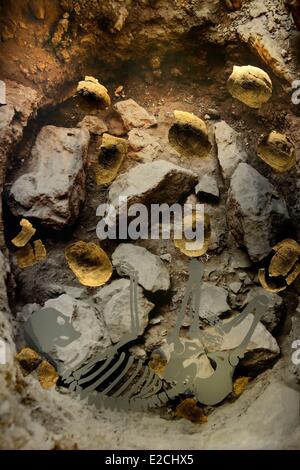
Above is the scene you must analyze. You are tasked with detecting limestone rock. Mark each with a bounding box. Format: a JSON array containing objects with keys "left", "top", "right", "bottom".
[
  {"left": 94, "top": 279, "right": 154, "bottom": 344},
  {"left": 243, "top": 287, "right": 284, "bottom": 332},
  {"left": 112, "top": 244, "right": 170, "bottom": 295},
  {"left": 199, "top": 283, "right": 230, "bottom": 320},
  {"left": 201, "top": 312, "right": 280, "bottom": 369},
  {"left": 195, "top": 175, "right": 219, "bottom": 202},
  {"left": 108, "top": 160, "right": 197, "bottom": 216},
  {"left": 215, "top": 121, "right": 248, "bottom": 180},
  {"left": 113, "top": 99, "right": 157, "bottom": 131},
  {"left": 128, "top": 128, "right": 162, "bottom": 161},
  {"left": 237, "top": 17, "right": 296, "bottom": 83},
  {"left": 23, "top": 295, "right": 111, "bottom": 373},
  {"left": 0, "top": 80, "right": 40, "bottom": 247},
  {"left": 229, "top": 281, "right": 242, "bottom": 294},
  {"left": 227, "top": 163, "right": 289, "bottom": 262},
  {"left": 9, "top": 126, "right": 90, "bottom": 228},
  {"left": 77, "top": 115, "right": 108, "bottom": 135}
]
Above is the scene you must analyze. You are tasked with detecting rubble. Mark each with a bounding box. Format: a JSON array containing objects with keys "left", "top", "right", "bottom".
[
  {"left": 113, "top": 99, "right": 157, "bottom": 131},
  {"left": 77, "top": 115, "right": 108, "bottom": 136},
  {"left": 25, "top": 294, "right": 112, "bottom": 373},
  {"left": 9, "top": 126, "right": 90, "bottom": 228},
  {"left": 108, "top": 160, "right": 197, "bottom": 216},
  {"left": 112, "top": 244, "right": 170, "bottom": 295},
  {"left": 195, "top": 175, "right": 220, "bottom": 202},
  {"left": 128, "top": 128, "right": 162, "bottom": 161},
  {"left": 227, "top": 163, "right": 290, "bottom": 262},
  {"left": 201, "top": 312, "right": 280, "bottom": 369},
  {"left": 243, "top": 287, "right": 284, "bottom": 332},
  {"left": 94, "top": 279, "right": 154, "bottom": 343},
  {"left": 215, "top": 121, "right": 248, "bottom": 180}
]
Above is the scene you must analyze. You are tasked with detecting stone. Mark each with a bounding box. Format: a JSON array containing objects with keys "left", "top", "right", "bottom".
[
  {"left": 237, "top": 17, "right": 296, "bottom": 84},
  {"left": 201, "top": 312, "right": 280, "bottom": 368},
  {"left": 23, "top": 295, "right": 111, "bottom": 373},
  {"left": 77, "top": 115, "right": 108, "bottom": 135},
  {"left": 229, "top": 247, "right": 252, "bottom": 270},
  {"left": 9, "top": 126, "right": 90, "bottom": 228},
  {"left": 160, "top": 253, "right": 172, "bottom": 263},
  {"left": 113, "top": 99, "right": 157, "bottom": 131},
  {"left": 215, "top": 121, "right": 248, "bottom": 179},
  {"left": 195, "top": 175, "right": 219, "bottom": 202},
  {"left": 128, "top": 128, "right": 162, "bottom": 161},
  {"left": 0, "top": 81, "right": 40, "bottom": 247},
  {"left": 112, "top": 244, "right": 170, "bottom": 295},
  {"left": 199, "top": 283, "right": 230, "bottom": 320},
  {"left": 108, "top": 160, "right": 197, "bottom": 216},
  {"left": 243, "top": 287, "right": 284, "bottom": 332},
  {"left": 94, "top": 279, "right": 154, "bottom": 344},
  {"left": 227, "top": 163, "right": 289, "bottom": 262},
  {"left": 0, "top": 80, "right": 6, "bottom": 106},
  {"left": 249, "top": 1, "right": 268, "bottom": 19},
  {"left": 229, "top": 281, "right": 242, "bottom": 293},
  {"left": 52, "top": 16, "right": 69, "bottom": 48}
]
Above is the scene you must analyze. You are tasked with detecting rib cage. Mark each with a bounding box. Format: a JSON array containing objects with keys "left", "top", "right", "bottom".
[{"left": 62, "top": 351, "right": 182, "bottom": 411}]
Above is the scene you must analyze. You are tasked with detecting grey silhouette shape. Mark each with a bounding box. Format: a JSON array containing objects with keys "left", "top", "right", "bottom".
[
  {"left": 24, "top": 307, "right": 81, "bottom": 367},
  {"left": 160, "top": 259, "right": 269, "bottom": 405},
  {"left": 23, "top": 259, "right": 269, "bottom": 411}
]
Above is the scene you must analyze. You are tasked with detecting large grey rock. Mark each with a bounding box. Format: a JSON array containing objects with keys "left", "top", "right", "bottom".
[
  {"left": 9, "top": 126, "right": 90, "bottom": 228},
  {"left": 195, "top": 174, "right": 219, "bottom": 202},
  {"left": 227, "top": 163, "right": 289, "bottom": 262},
  {"left": 94, "top": 279, "right": 154, "bottom": 344},
  {"left": 215, "top": 121, "right": 248, "bottom": 180},
  {"left": 108, "top": 159, "right": 197, "bottom": 215},
  {"left": 113, "top": 99, "right": 157, "bottom": 131},
  {"left": 112, "top": 244, "right": 170, "bottom": 295},
  {"left": 243, "top": 287, "right": 284, "bottom": 332},
  {"left": 22, "top": 294, "right": 111, "bottom": 373},
  {"left": 201, "top": 311, "right": 280, "bottom": 369}
]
